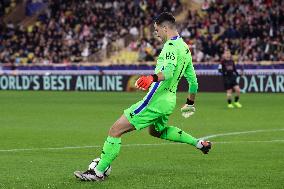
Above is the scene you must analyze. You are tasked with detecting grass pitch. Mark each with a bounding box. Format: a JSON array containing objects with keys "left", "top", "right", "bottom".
[{"left": 0, "top": 91, "right": 283, "bottom": 189}]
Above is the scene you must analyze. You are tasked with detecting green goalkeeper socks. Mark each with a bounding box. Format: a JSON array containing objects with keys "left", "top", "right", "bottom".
[
  {"left": 160, "top": 126, "right": 198, "bottom": 146},
  {"left": 96, "top": 136, "right": 121, "bottom": 173},
  {"left": 96, "top": 127, "right": 197, "bottom": 172}
]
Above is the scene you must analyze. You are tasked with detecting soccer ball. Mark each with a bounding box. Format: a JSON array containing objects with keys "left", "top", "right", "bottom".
[{"left": 88, "top": 158, "right": 112, "bottom": 177}]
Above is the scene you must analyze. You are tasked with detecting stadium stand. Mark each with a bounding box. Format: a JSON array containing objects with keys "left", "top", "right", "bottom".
[
  {"left": 135, "top": 0, "right": 284, "bottom": 63},
  {"left": 0, "top": 0, "right": 283, "bottom": 65},
  {"left": 187, "top": 0, "right": 284, "bottom": 62},
  {"left": 0, "top": 0, "right": 17, "bottom": 17},
  {"left": 0, "top": 0, "right": 182, "bottom": 64}
]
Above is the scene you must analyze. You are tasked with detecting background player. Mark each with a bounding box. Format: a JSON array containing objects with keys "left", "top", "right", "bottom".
[
  {"left": 218, "top": 50, "right": 242, "bottom": 108},
  {"left": 74, "top": 12, "right": 212, "bottom": 181}
]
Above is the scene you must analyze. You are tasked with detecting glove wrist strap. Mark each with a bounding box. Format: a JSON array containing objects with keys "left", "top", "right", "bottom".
[
  {"left": 151, "top": 74, "right": 158, "bottom": 82},
  {"left": 186, "top": 98, "right": 194, "bottom": 105}
]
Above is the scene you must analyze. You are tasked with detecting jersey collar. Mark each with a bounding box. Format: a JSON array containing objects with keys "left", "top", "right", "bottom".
[{"left": 170, "top": 35, "right": 180, "bottom": 40}]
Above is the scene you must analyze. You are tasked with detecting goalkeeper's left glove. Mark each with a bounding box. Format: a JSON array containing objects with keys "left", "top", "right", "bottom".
[
  {"left": 181, "top": 99, "right": 195, "bottom": 118},
  {"left": 135, "top": 74, "right": 158, "bottom": 90}
]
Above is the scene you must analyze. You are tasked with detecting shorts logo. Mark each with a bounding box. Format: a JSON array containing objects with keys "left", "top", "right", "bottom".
[{"left": 130, "top": 113, "right": 134, "bottom": 118}]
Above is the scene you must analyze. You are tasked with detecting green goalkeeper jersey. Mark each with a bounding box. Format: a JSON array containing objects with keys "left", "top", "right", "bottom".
[{"left": 133, "top": 36, "right": 198, "bottom": 115}]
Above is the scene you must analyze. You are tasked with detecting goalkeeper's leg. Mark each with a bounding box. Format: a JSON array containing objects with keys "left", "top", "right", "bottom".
[
  {"left": 149, "top": 125, "right": 212, "bottom": 154},
  {"left": 75, "top": 114, "right": 135, "bottom": 181},
  {"left": 149, "top": 125, "right": 198, "bottom": 146},
  {"left": 96, "top": 115, "right": 135, "bottom": 174}
]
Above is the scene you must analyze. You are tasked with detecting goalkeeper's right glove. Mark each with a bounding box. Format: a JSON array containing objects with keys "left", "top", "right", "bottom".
[
  {"left": 181, "top": 99, "right": 195, "bottom": 118},
  {"left": 135, "top": 74, "right": 158, "bottom": 91}
]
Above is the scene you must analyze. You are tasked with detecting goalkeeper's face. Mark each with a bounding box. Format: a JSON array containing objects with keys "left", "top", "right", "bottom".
[{"left": 154, "top": 23, "right": 167, "bottom": 43}]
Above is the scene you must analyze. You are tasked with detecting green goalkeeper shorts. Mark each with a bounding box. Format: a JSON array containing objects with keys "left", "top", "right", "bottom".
[
  {"left": 124, "top": 82, "right": 176, "bottom": 132},
  {"left": 124, "top": 101, "right": 169, "bottom": 132}
]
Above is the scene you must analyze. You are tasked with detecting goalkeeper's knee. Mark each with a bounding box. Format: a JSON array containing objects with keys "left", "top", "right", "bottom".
[{"left": 148, "top": 126, "right": 162, "bottom": 138}]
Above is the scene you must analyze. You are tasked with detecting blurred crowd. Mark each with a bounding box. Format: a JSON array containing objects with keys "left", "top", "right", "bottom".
[
  {"left": 0, "top": 0, "right": 283, "bottom": 64},
  {"left": 188, "top": 0, "right": 284, "bottom": 62},
  {"left": 0, "top": 0, "right": 14, "bottom": 17},
  {"left": 136, "top": 0, "right": 284, "bottom": 62},
  {"left": 0, "top": 0, "right": 181, "bottom": 64}
]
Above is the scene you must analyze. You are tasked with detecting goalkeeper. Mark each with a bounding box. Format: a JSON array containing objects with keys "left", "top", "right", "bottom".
[{"left": 74, "top": 12, "right": 212, "bottom": 181}]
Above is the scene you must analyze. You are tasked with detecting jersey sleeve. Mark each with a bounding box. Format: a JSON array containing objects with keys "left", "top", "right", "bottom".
[
  {"left": 184, "top": 62, "right": 198, "bottom": 94},
  {"left": 161, "top": 43, "right": 177, "bottom": 80}
]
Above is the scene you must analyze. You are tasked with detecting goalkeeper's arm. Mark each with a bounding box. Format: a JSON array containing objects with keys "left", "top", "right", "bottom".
[
  {"left": 155, "top": 45, "right": 177, "bottom": 81},
  {"left": 135, "top": 44, "right": 177, "bottom": 90},
  {"left": 135, "top": 65, "right": 175, "bottom": 90},
  {"left": 181, "top": 63, "right": 198, "bottom": 118},
  {"left": 184, "top": 62, "right": 198, "bottom": 101}
]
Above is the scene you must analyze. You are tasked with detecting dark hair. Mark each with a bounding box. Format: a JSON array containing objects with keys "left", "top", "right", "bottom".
[{"left": 155, "top": 12, "right": 176, "bottom": 26}]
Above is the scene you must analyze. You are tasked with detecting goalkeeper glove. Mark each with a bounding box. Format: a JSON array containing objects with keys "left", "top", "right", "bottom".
[
  {"left": 181, "top": 99, "right": 195, "bottom": 118},
  {"left": 135, "top": 74, "right": 158, "bottom": 90}
]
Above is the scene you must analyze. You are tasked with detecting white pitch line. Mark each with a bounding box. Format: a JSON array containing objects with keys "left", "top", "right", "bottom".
[
  {"left": 0, "top": 145, "right": 101, "bottom": 152},
  {"left": 198, "top": 128, "right": 284, "bottom": 140},
  {"left": 0, "top": 128, "right": 283, "bottom": 152},
  {"left": 213, "top": 140, "right": 284, "bottom": 144}
]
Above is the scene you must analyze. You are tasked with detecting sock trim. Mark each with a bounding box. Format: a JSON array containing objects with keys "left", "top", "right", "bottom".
[
  {"left": 107, "top": 136, "right": 121, "bottom": 144},
  {"left": 196, "top": 140, "right": 203, "bottom": 149}
]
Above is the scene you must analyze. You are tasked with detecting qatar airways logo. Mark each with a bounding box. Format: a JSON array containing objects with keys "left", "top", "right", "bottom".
[{"left": 237, "top": 75, "right": 284, "bottom": 93}]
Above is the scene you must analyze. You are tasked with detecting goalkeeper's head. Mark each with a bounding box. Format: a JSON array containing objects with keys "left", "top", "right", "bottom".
[{"left": 154, "top": 12, "right": 177, "bottom": 43}]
